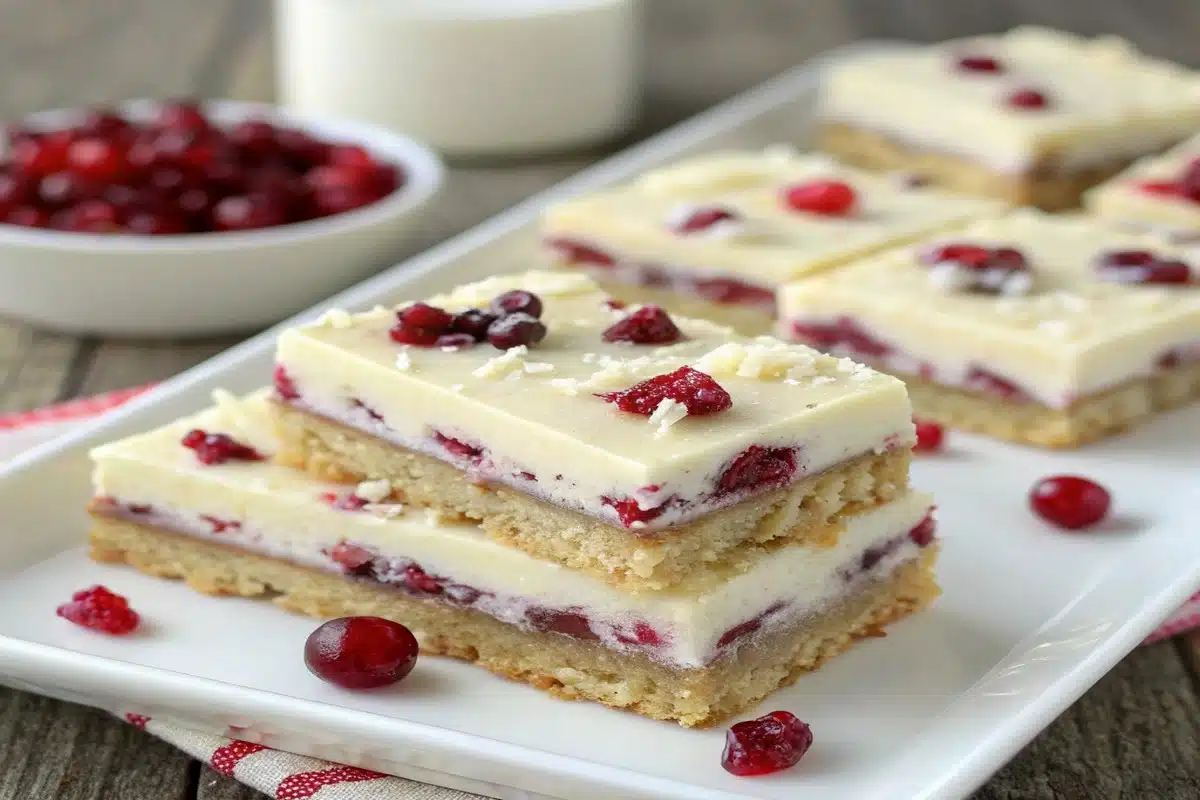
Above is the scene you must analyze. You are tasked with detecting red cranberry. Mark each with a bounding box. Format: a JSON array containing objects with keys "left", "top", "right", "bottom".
[
  {"left": 126, "top": 209, "right": 188, "bottom": 235},
  {"left": 672, "top": 205, "right": 739, "bottom": 234},
  {"left": 602, "top": 305, "right": 682, "bottom": 345},
  {"left": 598, "top": 366, "right": 732, "bottom": 416},
  {"left": 76, "top": 108, "right": 132, "bottom": 139},
  {"left": 276, "top": 127, "right": 332, "bottom": 167},
  {"left": 487, "top": 313, "right": 547, "bottom": 350},
  {"left": 1095, "top": 250, "right": 1192, "bottom": 285},
  {"left": 329, "top": 540, "right": 374, "bottom": 572},
  {"left": 402, "top": 564, "right": 443, "bottom": 594},
  {"left": 5, "top": 206, "right": 49, "bottom": 228},
  {"left": 913, "top": 419, "right": 945, "bottom": 453},
  {"left": 181, "top": 429, "right": 263, "bottom": 465},
  {"left": 449, "top": 309, "right": 498, "bottom": 340},
  {"left": 389, "top": 302, "right": 454, "bottom": 346},
  {"left": 956, "top": 54, "right": 1004, "bottom": 73},
  {"left": 1006, "top": 88, "right": 1050, "bottom": 110},
  {"left": 310, "top": 185, "right": 378, "bottom": 217},
  {"left": 56, "top": 585, "right": 139, "bottom": 635},
  {"left": 328, "top": 144, "right": 376, "bottom": 171},
  {"left": 9, "top": 132, "right": 71, "bottom": 176},
  {"left": 546, "top": 236, "right": 616, "bottom": 267},
  {"left": 304, "top": 616, "right": 419, "bottom": 689},
  {"left": 716, "top": 446, "right": 798, "bottom": 496},
  {"left": 58, "top": 199, "right": 121, "bottom": 233},
  {"left": 434, "top": 332, "right": 477, "bottom": 350},
  {"left": 909, "top": 513, "right": 937, "bottom": 546},
  {"left": 155, "top": 100, "right": 211, "bottom": 135},
  {"left": 229, "top": 119, "right": 278, "bottom": 159},
  {"left": 489, "top": 290, "right": 543, "bottom": 318},
  {"left": 922, "top": 243, "right": 1031, "bottom": 293},
  {"left": 1138, "top": 180, "right": 1182, "bottom": 197},
  {"left": 964, "top": 367, "right": 1030, "bottom": 401},
  {"left": 602, "top": 495, "right": 673, "bottom": 527},
  {"left": 38, "top": 171, "right": 95, "bottom": 208},
  {"left": 781, "top": 180, "right": 856, "bottom": 216},
  {"left": 721, "top": 711, "right": 813, "bottom": 776},
  {"left": 212, "top": 194, "right": 288, "bottom": 231},
  {"left": 692, "top": 277, "right": 776, "bottom": 308},
  {"left": 0, "top": 172, "right": 34, "bottom": 215},
  {"left": 433, "top": 431, "right": 485, "bottom": 464},
  {"left": 526, "top": 608, "right": 599, "bottom": 641},
  {"left": 66, "top": 137, "right": 130, "bottom": 182},
  {"left": 1029, "top": 475, "right": 1111, "bottom": 530},
  {"left": 922, "top": 244, "right": 992, "bottom": 268},
  {"left": 790, "top": 317, "right": 893, "bottom": 359}
]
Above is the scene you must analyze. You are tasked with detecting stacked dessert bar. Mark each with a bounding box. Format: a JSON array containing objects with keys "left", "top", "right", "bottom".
[
  {"left": 88, "top": 271, "right": 940, "bottom": 726},
  {"left": 542, "top": 149, "right": 1004, "bottom": 334},
  {"left": 1085, "top": 133, "right": 1200, "bottom": 240},
  {"left": 818, "top": 27, "right": 1200, "bottom": 210}
]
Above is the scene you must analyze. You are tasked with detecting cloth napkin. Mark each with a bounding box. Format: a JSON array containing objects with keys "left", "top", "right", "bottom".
[{"left": 2, "top": 386, "right": 1197, "bottom": 799}]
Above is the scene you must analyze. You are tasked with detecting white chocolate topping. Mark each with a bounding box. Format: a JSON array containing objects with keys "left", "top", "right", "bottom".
[
  {"left": 541, "top": 150, "right": 1004, "bottom": 286},
  {"left": 780, "top": 210, "right": 1200, "bottom": 407},
  {"left": 821, "top": 27, "right": 1200, "bottom": 172}
]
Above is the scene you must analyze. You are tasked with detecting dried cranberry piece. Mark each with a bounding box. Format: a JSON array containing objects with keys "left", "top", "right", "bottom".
[
  {"left": 1095, "top": 250, "right": 1192, "bottom": 285},
  {"left": 448, "top": 309, "right": 498, "bottom": 341},
  {"left": 329, "top": 541, "right": 374, "bottom": 572},
  {"left": 790, "top": 316, "right": 893, "bottom": 358},
  {"left": 10, "top": 132, "right": 71, "bottom": 176},
  {"left": 721, "top": 711, "right": 813, "bottom": 777},
  {"left": 598, "top": 366, "right": 732, "bottom": 416},
  {"left": 956, "top": 54, "right": 1004, "bottom": 73},
  {"left": 526, "top": 608, "right": 599, "bottom": 641},
  {"left": 402, "top": 564, "right": 443, "bottom": 594},
  {"left": 1007, "top": 88, "right": 1050, "bottom": 110},
  {"left": 389, "top": 302, "right": 454, "bottom": 346},
  {"left": 486, "top": 313, "right": 547, "bottom": 350},
  {"left": 56, "top": 585, "right": 139, "bottom": 635},
  {"left": 781, "top": 180, "right": 856, "bottom": 216},
  {"left": 181, "top": 429, "right": 263, "bottom": 465},
  {"left": 273, "top": 365, "right": 300, "bottom": 400},
  {"left": 913, "top": 419, "right": 945, "bottom": 453},
  {"left": 716, "top": 446, "right": 798, "bottom": 496},
  {"left": 602, "top": 305, "right": 682, "bottom": 345},
  {"left": 909, "top": 513, "right": 937, "bottom": 546},
  {"left": 1030, "top": 475, "right": 1111, "bottom": 531},
  {"left": 672, "top": 205, "right": 739, "bottom": 234},
  {"left": 489, "top": 290, "right": 543, "bottom": 319},
  {"left": 601, "top": 495, "right": 672, "bottom": 528},
  {"left": 433, "top": 431, "right": 485, "bottom": 465},
  {"left": 304, "top": 616, "right": 419, "bottom": 689},
  {"left": 546, "top": 236, "right": 616, "bottom": 267}
]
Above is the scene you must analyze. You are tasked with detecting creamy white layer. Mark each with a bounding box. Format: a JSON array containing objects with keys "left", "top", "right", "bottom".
[
  {"left": 276, "top": 271, "right": 915, "bottom": 530},
  {"left": 779, "top": 211, "right": 1200, "bottom": 408},
  {"left": 91, "top": 391, "right": 935, "bottom": 668},
  {"left": 821, "top": 27, "right": 1200, "bottom": 173}
]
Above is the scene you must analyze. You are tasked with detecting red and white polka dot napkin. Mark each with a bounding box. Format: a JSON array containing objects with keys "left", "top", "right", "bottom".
[{"left": 1, "top": 385, "right": 1196, "bottom": 799}]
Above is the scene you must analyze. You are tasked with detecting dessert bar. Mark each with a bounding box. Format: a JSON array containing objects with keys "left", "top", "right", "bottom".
[
  {"left": 271, "top": 271, "right": 917, "bottom": 590},
  {"left": 818, "top": 27, "right": 1200, "bottom": 210},
  {"left": 1085, "top": 133, "right": 1200, "bottom": 240},
  {"left": 780, "top": 210, "right": 1200, "bottom": 447},
  {"left": 541, "top": 150, "right": 1003, "bottom": 334},
  {"left": 88, "top": 391, "right": 940, "bottom": 726}
]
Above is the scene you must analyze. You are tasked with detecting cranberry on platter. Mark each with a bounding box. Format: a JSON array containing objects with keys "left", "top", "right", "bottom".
[
  {"left": 912, "top": 418, "right": 946, "bottom": 453},
  {"left": 0, "top": 100, "right": 407, "bottom": 236},
  {"left": 304, "top": 616, "right": 420, "bottom": 689},
  {"left": 1029, "top": 475, "right": 1112, "bottom": 531},
  {"left": 57, "top": 585, "right": 140, "bottom": 635},
  {"left": 721, "top": 710, "right": 813, "bottom": 776}
]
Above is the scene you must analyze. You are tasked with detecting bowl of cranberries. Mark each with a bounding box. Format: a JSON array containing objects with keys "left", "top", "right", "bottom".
[{"left": 0, "top": 99, "right": 443, "bottom": 336}]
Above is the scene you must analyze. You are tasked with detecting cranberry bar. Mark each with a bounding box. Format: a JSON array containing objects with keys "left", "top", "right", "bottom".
[
  {"left": 818, "top": 27, "right": 1200, "bottom": 210},
  {"left": 88, "top": 391, "right": 940, "bottom": 726},
  {"left": 540, "top": 149, "right": 1002, "bottom": 334},
  {"left": 1085, "top": 134, "right": 1200, "bottom": 241},
  {"left": 780, "top": 210, "right": 1200, "bottom": 448},
  {"left": 271, "top": 271, "right": 918, "bottom": 590}
]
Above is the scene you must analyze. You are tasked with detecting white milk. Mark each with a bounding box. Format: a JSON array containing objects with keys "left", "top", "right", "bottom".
[{"left": 275, "top": 0, "right": 642, "bottom": 157}]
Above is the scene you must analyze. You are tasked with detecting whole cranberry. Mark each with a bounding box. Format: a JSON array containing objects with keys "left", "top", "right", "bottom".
[
  {"left": 487, "top": 312, "right": 547, "bottom": 350},
  {"left": 311, "top": 185, "right": 377, "bottom": 218},
  {"left": 38, "top": 172, "right": 96, "bottom": 208},
  {"left": 304, "top": 616, "right": 419, "bottom": 689},
  {"left": 1030, "top": 475, "right": 1111, "bottom": 530},
  {"left": 4, "top": 206, "right": 50, "bottom": 228},
  {"left": 126, "top": 209, "right": 189, "bottom": 235},
  {"left": 782, "top": 179, "right": 857, "bottom": 216},
  {"left": 58, "top": 199, "right": 121, "bottom": 233},
  {"left": 913, "top": 419, "right": 945, "bottom": 453},
  {"left": 76, "top": 108, "right": 132, "bottom": 139},
  {"left": 1007, "top": 88, "right": 1050, "bottom": 110},
  {"left": 66, "top": 137, "right": 131, "bottom": 182},
  {"left": 0, "top": 172, "right": 34, "bottom": 216},
  {"left": 449, "top": 309, "right": 499, "bottom": 340},
  {"left": 229, "top": 118, "right": 278, "bottom": 159},
  {"left": 9, "top": 131, "right": 71, "bottom": 176},
  {"left": 212, "top": 194, "right": 288, "bottom": 231},
  {"left": 489, "top": 290, "right": 543, "bottom": 318},
  {"left": 154, "top": 100, "right": 211, "bottom": 135}
]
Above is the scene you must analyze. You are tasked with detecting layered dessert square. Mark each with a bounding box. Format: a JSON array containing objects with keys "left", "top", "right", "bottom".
[
  {"left": 818, "top": 27, "right": 1200, "bottom": 210},
  {"left": 540, "top": 149, "right": 1003, "bottom": 334},
  {"left": 780, "top": 210, "right": 1200, "bottom": 448},
  {"left": 271, "top": 271, "right": 919, "bottom": 591},
  {"left": 1084, "top": 133, "right": 1200, "bottom": 240},
  {"left": 88, "top": 390, "right": 939, "bottom": 726}
]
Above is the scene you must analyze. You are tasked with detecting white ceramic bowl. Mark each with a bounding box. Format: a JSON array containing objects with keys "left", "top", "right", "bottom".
[{"left": 0, "top": 100, "right": 444, "bottom": 337}]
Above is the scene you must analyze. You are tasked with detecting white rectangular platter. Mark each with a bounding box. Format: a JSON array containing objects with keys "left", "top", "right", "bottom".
[{"left": 1, "top": 43, "right": 1199, "bottom": 800}]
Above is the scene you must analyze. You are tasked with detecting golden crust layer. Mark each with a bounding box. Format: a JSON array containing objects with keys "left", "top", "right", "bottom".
[
  {"left": 270, "top": 400, "right": 911, "bottom": 591},
  {"left": 88, "top": 515, "right": 940, "bottom": 727}
]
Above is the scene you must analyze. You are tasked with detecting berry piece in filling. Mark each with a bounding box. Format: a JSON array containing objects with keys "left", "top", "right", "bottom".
[
  {"left": 598, "top": 366, "right": 732, "bottom": 416},
  {"left": 602, "top": 305, "right": 682, "bottom": 345},
  {"left": 1006, "top": 88, "right": 1050, "bottom": 110},
  {"left": 670, "top": 205, "right": 739, "bottom": 234},
  {"left": 273, "top": 364, "right": 299, "bottom": 400},
  {"left": 1094, "top": 250, "right": 1192, "bottom": 285},
  {"left": 1030, "top": 475, "right": 1111, "bottom": 531},
  {"left": 181, "top": 429, "right": 263, "bottom": 465},
  {"left": 545, "top": 236, "right": 616, "bottom": 267},
  {"left": 490, "top": 290, "right": 543, "bottom": 319},
  {"left": 921, "top": 243, "right": 1032, "bottom": 295},
  {"left": 721, "top": 710, "right": 813, "bottom": 776},
  {"left": 602, "top": 494, "right": 676, "bottom": 527},
  {"left": 486, "top": 312, "right": 546, "bottom": 350},
  {"left": 716, "top": 446, "right": 798, "bottom": 496},
  {"left": 913, "top": 419, "right": 945, "bottom": 453},
  {"left": 781, "top": 179, "right": 856, "bottom": 216},
  {"left": 389, "top": 303, "right": 454, "bottom": 347},
  {"left": 304, "top": 616, "right": 419, "bottom": 689},
  {"left": 56, "top": 585, "right": 139, "bottom": 635},
  {"left": 955, "top": 54, "right": 1004, "bottom": 73}
]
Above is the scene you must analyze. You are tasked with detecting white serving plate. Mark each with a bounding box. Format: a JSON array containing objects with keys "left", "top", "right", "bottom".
[{"left": 1, "top": 43, "right": 1199, "bottom": 800}]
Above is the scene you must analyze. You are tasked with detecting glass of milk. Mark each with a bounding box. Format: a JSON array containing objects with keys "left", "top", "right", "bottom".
[{"left": 275, "top": 0, "right": 642, "bottom": 158}]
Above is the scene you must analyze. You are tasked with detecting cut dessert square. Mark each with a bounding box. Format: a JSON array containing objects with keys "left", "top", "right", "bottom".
[
  {"left": 779, "top": 210, "right": 1200, "bottom": 448},
  {"left": 88, "top": 390, "right": 940, "bottom": 727},
  {"left": 818, "top": 27, "right": 1200, "bottom": 211},
  {"left": 540, "top": 149, "right": 1004, "bottom": 334},
  {"left": 271, "top": 271, "right": 918, "bottom": 590},
  {"left": 1084, "top": 133, "right": 1200, "bottom": 240}
]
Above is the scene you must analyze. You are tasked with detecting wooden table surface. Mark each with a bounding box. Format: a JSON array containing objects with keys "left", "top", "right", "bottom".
[{"left": 1, "top": 1, "right": 1199, "bottom": 797}]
